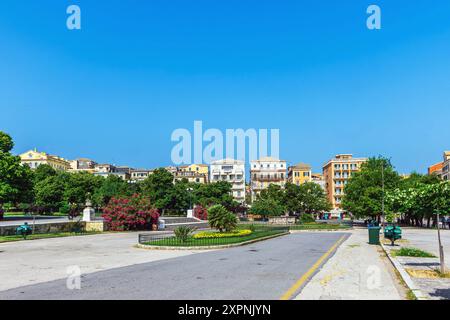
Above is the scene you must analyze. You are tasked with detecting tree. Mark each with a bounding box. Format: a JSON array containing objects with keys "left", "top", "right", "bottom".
[
  {"left": 93, "top": 175, "right": 130, "bottom": 208},
  {"left": 342, "top": 157, "right": 401, "bottom": 220},
  {"left": 141, "top": 168, "right": 174, "bottom": 213},
  {"left": 194, "top": 181, "right": 236, "bottom": 210},
  {"left": 249, "top": 198, "right": 284, "bottom": 218},
  {"left": 34, "top": 175, "right": 65, "bottom": 213},
  {"left": 63, "top": 172, "right": 103, "bottom": 206},
  {"left": 207, "top": 204, "right": 237, "bottom": 232},
  {"left": 33, "top": 164, "right": 57, "bottom": 183},
  {"left": 298, "top": 182, "right": 332, "bottom": 215},
  {"left": 0, "top": 132, "right": 34, "bottom": 207},
  {"left": 0, "top": 131, "right": 14, "bottom": 153}
]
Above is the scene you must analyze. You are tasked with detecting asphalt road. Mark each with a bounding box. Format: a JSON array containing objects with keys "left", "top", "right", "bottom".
[{"left": 0, "top": 232, "right": 349, "bottom": 300}]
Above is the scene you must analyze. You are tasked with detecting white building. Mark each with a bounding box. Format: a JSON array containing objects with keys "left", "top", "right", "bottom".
[
  {"left": 250, "top": 157, "right": 287, "bottom": 200},
  {"left": 210, "top": 159, "right": 246, "bottom": 203}
]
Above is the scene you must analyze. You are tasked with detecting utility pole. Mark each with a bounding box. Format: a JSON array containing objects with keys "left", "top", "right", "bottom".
[
  {"left": 436, "top": 210, "right": 446, "bottom": 274},
  {"left": 381, "top": 162, "right": 385, "bottom": 232}
]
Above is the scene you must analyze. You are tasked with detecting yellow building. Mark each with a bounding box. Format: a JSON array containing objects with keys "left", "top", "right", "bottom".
[
  {"left": 288, "top": 163, "right": 312, "bottom": 185},
  {"left": 322, "top": 154, "right": 368, "bottom": 209},
  {"left": 174, "top": 164, "right": 209, "bottom": 184},
  {"left": 20, "top": 149, "right": 71, "bottom": 171}
]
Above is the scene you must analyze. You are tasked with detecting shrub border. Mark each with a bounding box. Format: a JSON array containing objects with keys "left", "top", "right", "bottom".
[{"left": 136, "top": 231, "right": 289, "bottom": 250}]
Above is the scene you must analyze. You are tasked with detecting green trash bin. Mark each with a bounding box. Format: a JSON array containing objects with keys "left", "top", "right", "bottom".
[{"left": 368, "top": 226, "right": 381, "bottom": 245}]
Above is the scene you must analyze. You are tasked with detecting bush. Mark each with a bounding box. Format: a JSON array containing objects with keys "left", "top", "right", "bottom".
[
  {"left": 208, "top": 204, "right": 238, "bottom": 232},
  {"left": 299, "top": 214, "right": 315, "bottom": 224},
  {"left": 102, "top": 194, "right": 159, "bottom": 231},
  {"left": 59, "top": 202, "right": 70, "bottom": 214},
  {"left": 193, "top": 229, "right": 252, "bottom": 239},
  {"left": 194, "top": 205, "right": 208, "bottom": 220},
  {"left": 174, "top": 226, "right": 196, "bottom": 242}
]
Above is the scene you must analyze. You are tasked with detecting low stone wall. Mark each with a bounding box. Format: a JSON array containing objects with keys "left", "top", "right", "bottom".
[
  {"left": 0, "top": 222, "right": 75, "bottom": 236},
  {"left": 0, "top": 221, "right": 108, "bottom": 236},
  {"left": 268, "top": 216, "right": 297, "bottom": 225}
]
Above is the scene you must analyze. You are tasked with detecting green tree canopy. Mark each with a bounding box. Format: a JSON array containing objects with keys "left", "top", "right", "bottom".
[
  {"left": 0, "top": 131, "right": 14, "bottom": 153},
  {"left": 249, "top": 197, "right": 284, "bottom": 217},
  {"left": 0, "top": 132, "right": 34, "bottom": 206},
  {"left": 141, "top": 168, "right": 175, "bottom": 212},
  {"left": 342, "top": 157, "right": 401, "bottom": 219}
]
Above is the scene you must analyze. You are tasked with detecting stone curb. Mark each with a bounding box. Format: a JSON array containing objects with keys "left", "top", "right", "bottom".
[
  {"left": 135, "top": 232, "right": 290, "bottom": 250},
  {"left": 380, "top": 243, "right": 428, "bottom": 300}
]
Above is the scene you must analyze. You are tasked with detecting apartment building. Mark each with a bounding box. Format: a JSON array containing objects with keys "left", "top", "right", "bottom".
[
  {"left": 69, "top": 158, "right": 97, "bottom": 173},
  {"left": 442, "top": 151, "right": 450, "bottom": 181},
  {"left": 210, "top": 159, "right": 246, "bottom": 203},
  {"left": 130, "top": 169, "right": 153, "bottom": 182},
  {"left": 288, "top": 163, "right": 312, "bottom": 186},
  {"left": 19, "top": 149, "right": 71, "bottom": 171},
  {"left": 174, "top": 170, "right": 208, "bottom": 184},
  {"left": 250, "top": 157, "right": 287, "bottom": 200},
  {"left": 323, "top": 154, "right": 368, "bottom": 209},
  {"left": 177, "top": 164, "right": 209, "bottom": 183},
  {"left": 428, "top": 162, "right": 444, "bottom": 178},
  {"left": 311, "top": 173, "right": 326, "bottom": 191}
]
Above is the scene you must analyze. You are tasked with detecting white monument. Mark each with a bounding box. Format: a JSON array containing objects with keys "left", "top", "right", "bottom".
[{"left": 82, "top": 198, "right": 95, "bottom": 222}]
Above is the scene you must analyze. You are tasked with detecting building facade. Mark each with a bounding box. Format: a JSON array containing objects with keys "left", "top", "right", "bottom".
[
  {"left": 177, "top": 164, "right": 209, "bottom": 183},
  {"left": 311, "top": 173, "right": 326, "bottom": 191},
  {"left": 69, "top": 158, "right": 97, "bottom": 173},
  {"left": 442, "top": 151, "right": 450, "bottom": 181},
  {"left": 210, "top": 159, "right": 246, "bottom": 203},
  {"left": 19, "top": 149, "right": 71, "bottom": 171},
  {"left": 323, "top": 154, "right": 368, "bottom": 209},
  {"left": 250, "top": 157, "right": 287, "bottom": 200},
  {"left": 288, "top": 163, "right": 312, "bottom": 186},
  {"left": 428, "top": 162, "right": 444, "bottom": 178},
  {"left": 130, "top": 169, "right": 153, "bottom": 182}
]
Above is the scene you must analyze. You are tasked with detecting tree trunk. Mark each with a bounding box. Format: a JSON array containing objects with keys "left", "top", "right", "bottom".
[
  {"left": 427, "top": 217, "right": 431, "bottom": 228},
  {"left": 436, "top": 212, "right": 446, "bottom": 274}
]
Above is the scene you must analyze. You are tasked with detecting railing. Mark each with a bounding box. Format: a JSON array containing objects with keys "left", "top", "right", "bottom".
[{"left": 138, "top": 224, "right": 289, "bottom": 247}]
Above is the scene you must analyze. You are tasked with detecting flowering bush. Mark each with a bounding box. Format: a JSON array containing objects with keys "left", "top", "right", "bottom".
[
  {"left": 194, "top": 205, "right": 208, "bottom": 220},
  {"left": 193, "top": 229, "right": 252, "bottom": 239},
  {"left": 102, "top": 194, "right": 159, "bottom": 231}
]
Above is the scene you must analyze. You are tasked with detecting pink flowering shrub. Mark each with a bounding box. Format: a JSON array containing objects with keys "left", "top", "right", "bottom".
[
  {"left": 102, "top": 194, "right": 159, "bottom": 231},
  {"left": 194, "top": 205, "right": 208, "bottom": 220}
]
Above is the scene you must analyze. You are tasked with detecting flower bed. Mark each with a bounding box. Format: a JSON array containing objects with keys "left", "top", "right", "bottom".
[{"left": 193, "top": 229, "right": 252, "bottom": 239}]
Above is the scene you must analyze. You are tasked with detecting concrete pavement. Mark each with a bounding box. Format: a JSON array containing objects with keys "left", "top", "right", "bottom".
[
  {"left": 0, "top": 232, "right": 349, "bottom": 300},
  {"left": 382, "top": 228, "right": 450, "bottom": 300},
  {"left": 296, "top": 229, "right": 405, "bottom": 300},
  {"left": 0, "top": 231, "right": 201, "bottom": 291}
]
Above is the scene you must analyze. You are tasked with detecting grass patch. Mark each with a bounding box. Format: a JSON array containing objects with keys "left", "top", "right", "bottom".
[
  {"left": 0, "top": 232, "right": 101, "bottom": 243},
  {"left": 143, "top": 228, "right": 288, "bottom": 247},
  {"left": 406, "top": 290, "right": 417, "bottom": 300},
  {"left": 391, "top": 247, "right": 437, "bottom": 258}
]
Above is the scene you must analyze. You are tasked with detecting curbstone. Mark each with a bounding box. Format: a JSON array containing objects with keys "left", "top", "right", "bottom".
[{"left": 380, "top": 243, "right": 428, "bottom": 300}]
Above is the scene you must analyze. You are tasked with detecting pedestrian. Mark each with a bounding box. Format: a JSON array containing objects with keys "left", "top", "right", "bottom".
[{"left": 446, "top": 216, "right": 450, "bottom": 230}]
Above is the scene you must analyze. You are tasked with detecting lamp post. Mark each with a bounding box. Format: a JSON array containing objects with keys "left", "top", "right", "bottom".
[{"left": 187, "top": 187, "right": 194, "bottom": 217}]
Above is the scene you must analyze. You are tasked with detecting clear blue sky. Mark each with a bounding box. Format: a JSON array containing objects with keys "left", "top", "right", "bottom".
[{"left": 1, "top": 0, "right": 449, "bottom": 173}]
